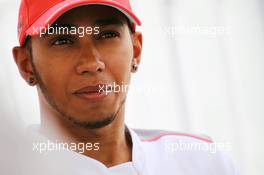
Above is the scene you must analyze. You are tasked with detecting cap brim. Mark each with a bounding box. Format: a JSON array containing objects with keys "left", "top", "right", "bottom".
[{"left": 24, "top": 0, "right": 141, "bottom": 43}]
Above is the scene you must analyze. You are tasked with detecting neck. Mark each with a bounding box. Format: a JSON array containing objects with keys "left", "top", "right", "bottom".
[{"left": 38, "top": 99, "right": 132, "bottom": 168}]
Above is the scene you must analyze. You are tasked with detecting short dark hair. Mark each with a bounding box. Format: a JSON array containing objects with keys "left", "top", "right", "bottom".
[{"left": 125, "top": 17, "right": 135, "bottom": 34}]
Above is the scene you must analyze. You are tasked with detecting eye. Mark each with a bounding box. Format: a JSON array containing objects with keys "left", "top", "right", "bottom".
[
  {"left": 98, "top": 31, "right": 119, "bottom": 40},
  {"left": 52, "top": 37, "right": 73, "bottom": 46}
]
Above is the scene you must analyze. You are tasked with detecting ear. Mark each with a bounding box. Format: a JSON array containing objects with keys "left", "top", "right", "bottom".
[
  {"left": 12, "top": 46, "right": 34, "bottom": 85},
  {"left": 131, "top": 32, "right": 143, "bottom": 69}
]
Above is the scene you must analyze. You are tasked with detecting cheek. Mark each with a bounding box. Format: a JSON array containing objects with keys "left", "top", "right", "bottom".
[
  {"left": 100, "top": 39, "right": 134, "bottom": 85},
  {"left": 33, "top": 49, "right": 74, "bottom": 99}
]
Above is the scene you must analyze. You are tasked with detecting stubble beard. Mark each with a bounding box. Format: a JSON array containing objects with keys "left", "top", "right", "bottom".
[{"left": 29, "top": 50, "right": 126, "bottom": 130}]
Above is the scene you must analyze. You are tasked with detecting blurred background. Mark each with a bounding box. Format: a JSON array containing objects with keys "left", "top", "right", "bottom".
[{"left": 0, "top": 0, "right": 263, "bottom": 174}]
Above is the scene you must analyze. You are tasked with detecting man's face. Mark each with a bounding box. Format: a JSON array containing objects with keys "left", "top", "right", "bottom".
[{"left": 26, "top": 5, "right": 142, "bottom": 128}]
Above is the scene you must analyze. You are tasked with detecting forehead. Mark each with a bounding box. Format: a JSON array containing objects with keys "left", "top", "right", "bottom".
[{"left": 54, "top": 5, "right": 127, "bottom": 25}]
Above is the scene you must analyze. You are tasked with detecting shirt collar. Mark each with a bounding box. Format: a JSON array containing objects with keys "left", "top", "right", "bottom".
[
  {"left": 29, "top": 124, "right": 147, "bottom": 174},
  {"left": 126, "top": 126, "right": 146, "bottom": 174}
]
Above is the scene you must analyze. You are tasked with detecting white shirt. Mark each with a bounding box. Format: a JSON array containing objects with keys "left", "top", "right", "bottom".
[{"left": 27, "top": 126, "right": 240, "bottom": 175}]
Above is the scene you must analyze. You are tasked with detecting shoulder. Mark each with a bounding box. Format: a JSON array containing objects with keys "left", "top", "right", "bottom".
[
  {"left": 131, "top": 128, "right": 240, "bottom": 175},
  {"left": 132, "top": 128, "right": 215, "bottom": 158},
  {"left": 132, "top": 128, "right": 213, "bottom": 143}
]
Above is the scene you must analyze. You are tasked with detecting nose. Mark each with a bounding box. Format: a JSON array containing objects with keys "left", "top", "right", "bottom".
[{"left": 76, "top": 45, "right": 105, "bottom": 75}]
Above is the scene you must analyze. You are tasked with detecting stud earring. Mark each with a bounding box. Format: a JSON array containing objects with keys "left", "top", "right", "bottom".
[
  {"left": 132, "top": 64, "right": 138, "bottom": 72},
  {"left": 28, "top": 76, "right": 36, "bottom": 85}
]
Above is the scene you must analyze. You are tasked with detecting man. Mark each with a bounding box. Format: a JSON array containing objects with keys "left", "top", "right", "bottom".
[{"left": 12, "top": 0, "right": 239, "bottom": 174}]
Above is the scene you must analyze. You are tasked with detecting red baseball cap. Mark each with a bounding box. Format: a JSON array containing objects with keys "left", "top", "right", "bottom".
[{"left": 17, "top": 0, "right": 141, "bottom": 46}]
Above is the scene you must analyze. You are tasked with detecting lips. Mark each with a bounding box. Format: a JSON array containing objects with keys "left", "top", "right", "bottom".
[{"left": 73, "top": 84, "right": 112, "bottom": 102}]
